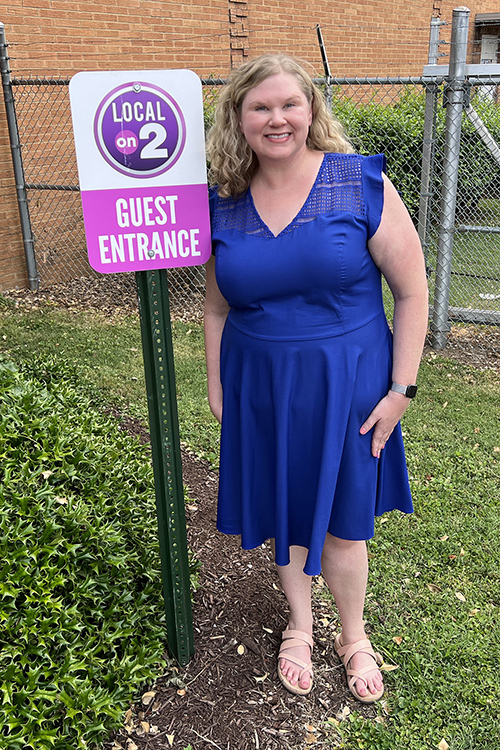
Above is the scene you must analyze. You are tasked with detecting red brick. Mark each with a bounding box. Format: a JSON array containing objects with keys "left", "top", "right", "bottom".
[{"left": 0, "top": 0, "right": 495, "bottom": 287}]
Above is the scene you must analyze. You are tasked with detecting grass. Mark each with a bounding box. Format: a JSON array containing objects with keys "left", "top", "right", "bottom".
[
  {"left": 425, "top": 197, "right": 500, "bottom": 315},
  {"left": 334, "top": 355, "right": 500, "bottom": 748},
  {"left": 0, "top": 306, "right": 219, "bottom": 464},
  {"left": 1, "top": 300, "right": 500, "bottom": 749},
  {"left": 450, "top": 232, "right": 500, "bottom": 310}
]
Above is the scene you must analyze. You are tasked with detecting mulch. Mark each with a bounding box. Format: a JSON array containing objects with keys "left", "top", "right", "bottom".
[{"left": 108, "top": 446, "right": 383, "bottom": 750}]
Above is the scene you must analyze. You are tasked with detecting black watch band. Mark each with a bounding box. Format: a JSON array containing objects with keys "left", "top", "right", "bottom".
[{"left": 390, "top": 382, "right": 418, "bottom": 398}]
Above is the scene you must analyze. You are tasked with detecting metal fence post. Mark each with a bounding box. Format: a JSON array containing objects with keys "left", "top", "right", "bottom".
[
  {"left": 418, "top": 17, "right": 445, "bottom": 260},
  {"left": 316, "top": 25, "right": 333, "bottom": 111},
  {"left": 430, "top": 7, "right": 470, "bottom": 350},
  {"left": 0, "top": 22, "right": 39, "bottom": 290}
]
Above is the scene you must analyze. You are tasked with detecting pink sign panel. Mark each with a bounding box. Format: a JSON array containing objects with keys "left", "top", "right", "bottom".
[{"left": 81, "top": 184, "right": 211, "bottom": 273}]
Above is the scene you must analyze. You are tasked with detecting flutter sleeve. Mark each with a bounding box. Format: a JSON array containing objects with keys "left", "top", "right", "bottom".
[{"left": 361, "top": 154, "right": 387, "bottom": 239}]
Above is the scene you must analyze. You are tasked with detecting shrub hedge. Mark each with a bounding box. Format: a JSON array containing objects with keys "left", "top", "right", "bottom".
[
  {"left": 204, "top": 84, "right": 500, "bottom": 222},
  {"left": 331, "top": 87, "right": 500, "bottom": 221},
  {"left": 0, "top": 356, "right": 186, "bottom": 749}
]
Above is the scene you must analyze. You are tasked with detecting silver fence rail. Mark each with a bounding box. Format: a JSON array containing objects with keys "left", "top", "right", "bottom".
[{"left": 2, "top": 8, "right": 500, "bottom": 356}]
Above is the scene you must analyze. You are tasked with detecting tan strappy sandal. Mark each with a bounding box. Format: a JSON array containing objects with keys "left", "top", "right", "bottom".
[
  {"left": 278, "top": 629, "right": 314, "bottom": 696},
  {"left": 334, "top": 633, "right": 384, "bottom": 703}
]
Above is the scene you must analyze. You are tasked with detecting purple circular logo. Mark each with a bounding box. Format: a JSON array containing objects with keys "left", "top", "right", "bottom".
[{"left": 94, "top": 82, "right": 186, "bottom": 178}]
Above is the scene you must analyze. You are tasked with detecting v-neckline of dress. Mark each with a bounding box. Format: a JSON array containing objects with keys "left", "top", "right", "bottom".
[{"left": 247, "top": 153, "right": 326, "bottom": 239}]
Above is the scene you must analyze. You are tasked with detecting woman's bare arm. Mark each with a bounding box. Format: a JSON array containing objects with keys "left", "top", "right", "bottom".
[
  {"left": 361, "top": 175, "right": 429, "bottom": 457},
  {"left": 204, "top": 255, "right": 230, "bottom": 423}
]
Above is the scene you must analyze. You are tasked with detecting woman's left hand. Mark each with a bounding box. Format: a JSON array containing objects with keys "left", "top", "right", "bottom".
[{"left": 359, "top": 390, "right": 410, "bottom": 458}]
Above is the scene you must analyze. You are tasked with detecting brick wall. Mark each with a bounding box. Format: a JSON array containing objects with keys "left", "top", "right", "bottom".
[
  {"left": 245, "top": 0, "right": 495, "bottom": 77},
  {"left": 2, "top": 0, "right": 230, "bottom": 78},
  {"left": 0, "top": 0, "right": 496, "bottom": 290}
]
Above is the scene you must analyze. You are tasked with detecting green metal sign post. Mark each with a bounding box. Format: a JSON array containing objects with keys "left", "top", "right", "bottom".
[
  {"left": 135, "top": 268, "right": 194, "bottom": 666},
  {"left": 70, "top": 68, "right": 210, "bottom": 668}
]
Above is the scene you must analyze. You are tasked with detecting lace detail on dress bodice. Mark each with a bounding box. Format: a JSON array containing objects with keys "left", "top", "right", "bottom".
[
  {"left": 210, "top": 153, "right": 365, "bottom": 238},
  {"left": 211, "top": 190, "right": 264, "bottom": 236}
]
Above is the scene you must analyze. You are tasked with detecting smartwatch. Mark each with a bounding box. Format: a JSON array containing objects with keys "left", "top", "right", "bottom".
[{"left": 390, "top": 382, "right": 418, "bottom": 398}]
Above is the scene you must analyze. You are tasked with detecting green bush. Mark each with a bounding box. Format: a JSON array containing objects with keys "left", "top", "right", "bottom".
[
  {"left": 454, "top": 93, "right": 500, "bottom": 218},
  {"left": 332, "top": 88, "right": 426, "bottom": 219},
  {"left": 0, "top": 356, "right": 187, "bottom": 749},
  {"left": 201, "top": 82, "right": 500, "bottom": 222},
  {"left": 331, "top": 86, "right": 500, "bottom": 222}
]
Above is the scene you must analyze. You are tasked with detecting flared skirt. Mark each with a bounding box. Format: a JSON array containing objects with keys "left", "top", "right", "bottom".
[{"left": 217, "top": 311, "right": 413, "bottom": 576}]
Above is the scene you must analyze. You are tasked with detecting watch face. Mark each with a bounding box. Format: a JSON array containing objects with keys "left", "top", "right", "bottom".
[{"left": 406, "top": 385, "right": 418, "bottom": 398}]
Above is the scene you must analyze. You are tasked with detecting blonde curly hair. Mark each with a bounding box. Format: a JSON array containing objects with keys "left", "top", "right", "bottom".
[{"left": 206, "top": 54, "right": 354, "bottom": 198}]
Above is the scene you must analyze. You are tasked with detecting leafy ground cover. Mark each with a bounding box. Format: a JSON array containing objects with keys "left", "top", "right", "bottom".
[
  {"left": 0, "top": 352, "right": 190, "bottom": 749},
  {"left": 1, "top": 292, "right": 500, "bottom": 749}
]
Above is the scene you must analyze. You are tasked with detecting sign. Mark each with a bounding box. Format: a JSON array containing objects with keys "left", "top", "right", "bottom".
[
  {"left": 70, "top": 70, "right": 204, "bottom": 664},
  {"left": 69, "top": 70, "right": 211, "bottom": 273}
]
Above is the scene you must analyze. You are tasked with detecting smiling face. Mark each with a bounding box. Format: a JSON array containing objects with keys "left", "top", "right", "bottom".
[{"left": 238, "top": 72, "right": 313, "bottom": 166}]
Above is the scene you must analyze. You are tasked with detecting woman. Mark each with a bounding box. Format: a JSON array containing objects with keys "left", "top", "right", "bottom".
[{"left": 204, "top": 54, "right": 428, "bottom": 702}]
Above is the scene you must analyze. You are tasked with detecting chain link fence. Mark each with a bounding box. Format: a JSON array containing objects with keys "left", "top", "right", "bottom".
[
  {"left": 14, "top": 80, "right": 86, "bottom": 284},
  {"left": 329, "top": 76, "right": 500, "bottom": 338},
  {"left": 6, "top": 68, "right": 500, "bottom": 359},
  {"left": 9, "top": 79, "right": 225, "bottom": 320}
]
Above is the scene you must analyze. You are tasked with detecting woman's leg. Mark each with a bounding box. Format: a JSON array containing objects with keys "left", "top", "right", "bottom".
[
  {"left": 276, "top": 545, "right": 313, "bottom": 691},
  {"left": 321, "top": 533, "right": 383, "bottom": 698}
]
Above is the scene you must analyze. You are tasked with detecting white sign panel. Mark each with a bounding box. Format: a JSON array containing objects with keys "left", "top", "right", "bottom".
[{"left": 69, "top": 69, "right": 211, "bottom": 273}]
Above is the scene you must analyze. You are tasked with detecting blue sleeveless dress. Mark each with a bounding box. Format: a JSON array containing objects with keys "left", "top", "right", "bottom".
[{"left": 209, "top": 153, "right": 413, "bottom": 576}]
